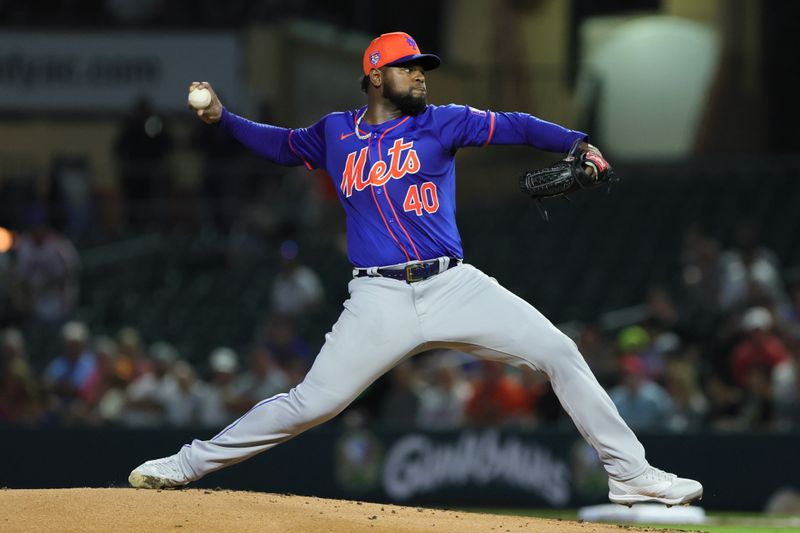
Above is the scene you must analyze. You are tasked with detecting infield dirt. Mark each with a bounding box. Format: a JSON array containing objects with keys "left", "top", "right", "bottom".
[{"left": 0, "top": 488, "right": 678, "bottom": 532}]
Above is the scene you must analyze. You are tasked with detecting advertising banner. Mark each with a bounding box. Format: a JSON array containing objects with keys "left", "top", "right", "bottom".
[
  {"left": 333, "top": 428, "right": 585, "bottom": 507},
  {"left": 0, "top": 31, "right": 242, "bottom": 113}
]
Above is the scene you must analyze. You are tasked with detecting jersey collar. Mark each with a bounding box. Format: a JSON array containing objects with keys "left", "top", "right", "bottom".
[{"left": 354, "top": 106, "right": 428, "bottom": 133}]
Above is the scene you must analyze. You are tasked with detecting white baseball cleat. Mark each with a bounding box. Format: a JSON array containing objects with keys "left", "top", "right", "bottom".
[
  {"left": 128, "top": 453, "right": 191, "bottom": 489},
  {"left": 608, "top": 466, "right": 703, "bottom": 507}
]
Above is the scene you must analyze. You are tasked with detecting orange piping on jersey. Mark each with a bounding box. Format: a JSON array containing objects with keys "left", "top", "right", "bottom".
[
  {"left": 370, "top": 184, "right": 411, "bottom": 262},
  {"left": 377, "top": 117, "right": 421, "bottom": 261},
  {"left": 366, "top": 135, "right": 411, "bottom": 262},
  {"left": 483, "top": 111, "right": 496, "bottom": 146},
  {"left": 287, "top": 130, "right": 313, "bottom": 170},
  {"left": 384, "top": 188, "right": 420, "bottom": 260}
]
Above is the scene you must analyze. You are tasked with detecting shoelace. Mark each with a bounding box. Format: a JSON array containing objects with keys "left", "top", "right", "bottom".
[
  {"left": 644, "top": 467, "right": 676, "bottom": 482},
  {"left": 150, "top": 457, "right": 183, "bottom": 478}
]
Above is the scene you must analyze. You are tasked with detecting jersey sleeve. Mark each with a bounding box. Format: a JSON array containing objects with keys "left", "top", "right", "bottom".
[
  {"left": 219, "top": 108, "right": 303, "bottom": 166},
  {"left": 431, "top": 104, "right": 588, "bottom": 154},
  {"left": 288, "top": 117, "right": 328, "bottom": 170},
  {"left": 219, "top": 108, "right": 328, "bottom": 169},
  {"left": 430, "top": 104, "right": 497, "bottom": 152},
  {"left": 490, "top": 111, "right": 588, "bottom": 153}
]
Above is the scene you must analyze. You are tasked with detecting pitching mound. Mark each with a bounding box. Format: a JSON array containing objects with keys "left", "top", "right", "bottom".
[{"left": 0, "top": 488, "right": 674, "bottom": 532}]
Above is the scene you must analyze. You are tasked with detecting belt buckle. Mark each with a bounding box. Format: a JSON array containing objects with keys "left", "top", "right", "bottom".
[{"left": 405, "top": 264, "right": 426, "bottom": 282}]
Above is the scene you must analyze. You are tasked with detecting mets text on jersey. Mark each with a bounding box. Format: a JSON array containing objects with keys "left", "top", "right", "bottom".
[{"left": 340, "top": 138, "right": 420, "bottom": 197}]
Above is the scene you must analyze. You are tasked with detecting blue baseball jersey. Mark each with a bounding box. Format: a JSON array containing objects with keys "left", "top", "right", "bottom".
[{"left": 220, "top": 104, "right": 586, "bottom": 267}]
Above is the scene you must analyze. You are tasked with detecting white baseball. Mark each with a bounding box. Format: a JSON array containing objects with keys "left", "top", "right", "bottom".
[{"left": 188, "top": 88, "right": 212, "bottom": 109}]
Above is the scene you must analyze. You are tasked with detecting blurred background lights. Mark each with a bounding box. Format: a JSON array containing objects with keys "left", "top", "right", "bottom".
[{"left": 0, "top": 227, "right": 14, "bottom": 253}]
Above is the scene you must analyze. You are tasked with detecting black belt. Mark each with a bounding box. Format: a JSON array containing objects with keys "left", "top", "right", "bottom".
[{"left": 355, "top": 257, "right": 461, "bottom": 283}]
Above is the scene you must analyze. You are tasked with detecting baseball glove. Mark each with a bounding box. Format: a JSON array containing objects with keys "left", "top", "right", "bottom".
[{"left": 519, "top": 145, "right": 616, "bottom": 220}]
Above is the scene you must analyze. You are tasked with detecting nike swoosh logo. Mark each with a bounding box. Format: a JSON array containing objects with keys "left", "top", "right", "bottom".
[{"left": 340, "top": 131, "right": 357, "bottom": 141}]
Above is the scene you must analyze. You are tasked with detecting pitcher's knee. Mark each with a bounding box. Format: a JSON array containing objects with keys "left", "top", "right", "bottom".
[
  {"left": 533, "top": 330, "right": 584, "bottom": 370},
  {"left": 290, "top": 383, "right": 353, "bottom": 426},
  {"left": 537, "top": 328, "right": 578, "bottom": 354}
]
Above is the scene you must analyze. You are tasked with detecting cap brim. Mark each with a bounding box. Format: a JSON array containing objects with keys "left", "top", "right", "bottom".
[{"left": 386, "top": 53, "right": 441, "bottom": 71}]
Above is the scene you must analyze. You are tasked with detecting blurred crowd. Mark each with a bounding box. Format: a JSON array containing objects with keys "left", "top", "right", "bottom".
[
  {"left": 0, "top": 238, "right": 325, "bottom": 427},
  {"left": 0, "top": 209, "right": 326, "bottom": 428},
  {"left": 1, "top": 218, "right": 799, "bottom": 432},
  {"left": 0, "top": 319, "right": 311, "bottom": 428}
]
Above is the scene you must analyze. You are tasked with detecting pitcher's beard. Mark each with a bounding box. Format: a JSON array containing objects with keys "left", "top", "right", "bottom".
[{"left": 383, "top": 84, "right": 427, "bottom": 116}]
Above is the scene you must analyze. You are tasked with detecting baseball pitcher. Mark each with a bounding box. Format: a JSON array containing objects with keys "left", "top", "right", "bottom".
[{"left": 130, "top": 32, "right": 702, "bottom": 507}]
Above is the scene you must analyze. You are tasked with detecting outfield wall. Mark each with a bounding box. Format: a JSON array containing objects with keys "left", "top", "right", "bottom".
[{"left": 1, "top": 426, "right": 795, "bottom": 511}]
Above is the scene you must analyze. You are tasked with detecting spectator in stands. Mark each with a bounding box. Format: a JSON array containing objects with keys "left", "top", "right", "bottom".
[
  {"left": 663, "top": 356, "right": 708, "bottom": 431},
  {"left": 113, "top": 96, "right": 173, "bottom": 228},
  {"left": 42, "top": 321, "right": 97, "bottom": 424},
  {"left": 608, "top": 354, "right": 673, "bottom": 431},
  {"left": 82, "top": 335, "right": 120, "bottom": 422},
  {"left": 718, "top": 222, "right": 788, "bottom": 313},
  {"left": 379, "top": 362, "right": 420, "bottom": 426},
  {"left": 735, "top": 363, "right": 775, "bottom": 429},
  {"left": 163, "top": 361, "right": 206, "bottom": 427},
  {"left": 616, "top": 325, "right": 654, "bottom": 375},
  {"left": 0, "top": 328, "right": 41, "bottom": 424},
  {"left": 679, "top": 225, "right": 723, "bottom": 337},
  {"left": 642, "top": 286, "right": 687, "bottom": 380},
  {"left": 730, "top": 307, "right": 791, "bottom": 389},
  {"left": 9, "top": 208, "right": 80, "bottom": 324},
  {"left": 416, "top": 352, "right": 472, "bottom": 429},
  {"left": 269, "top": 240, "right": 324, "bottom": 318},
  {"left": 617, "top": 325, "right": 650, "bottom": 355},
  {"left": 116, "top": 326, "right": 153, "bottom": 379},
  {"left": 121, "top": 341, "right": 180, "bottom": 427},
  {"left": 231, "top": 347, "right": 290, "bottom": 410},
  {"left": 90, "top": 335, "right": 132, "bottom": 424},
  {"left": 642, "top": 331, "right": 684, "bottom": 382},
  {"left": 9, "top": 208, "right": 80, "bottom": 364},
  {"left": 465, "top": 360, "right": 530, "bottom": 426},
  {"left": 199, "top": 346, "right": 242, "bottom": 427}
]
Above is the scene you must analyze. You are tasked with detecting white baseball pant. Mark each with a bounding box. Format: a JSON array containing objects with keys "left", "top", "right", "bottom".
[{"left": 175, "top": 263, "right": 648, "bottom": 482}]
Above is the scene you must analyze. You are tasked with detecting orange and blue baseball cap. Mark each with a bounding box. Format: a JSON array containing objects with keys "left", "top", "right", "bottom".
[{"left": 362, "top": 32, "right": 441, "bottom": 76}]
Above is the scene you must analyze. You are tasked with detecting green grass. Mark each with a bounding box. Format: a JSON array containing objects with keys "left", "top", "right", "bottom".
[
  {"left": 638, "top": 525, "right": 795, "bottom": 533},
  {"left": 457, "top": 508, "right": 800, "bottom": 533}
]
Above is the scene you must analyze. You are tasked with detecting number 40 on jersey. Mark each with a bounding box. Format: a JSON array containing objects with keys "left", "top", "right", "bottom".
[{"left": 403, "top": 182, "right": 439, "bottom": 216}]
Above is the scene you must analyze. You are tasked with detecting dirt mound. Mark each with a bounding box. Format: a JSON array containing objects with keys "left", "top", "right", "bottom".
[{"left": 0, "top": 488, "right": 670, "bottom": 532}]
